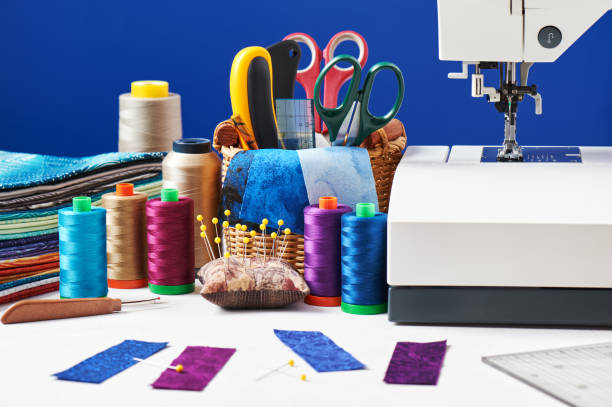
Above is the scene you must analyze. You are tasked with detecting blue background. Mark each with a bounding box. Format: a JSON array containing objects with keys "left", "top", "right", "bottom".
[{"left": 0, "top": 1, "right": 610, "bottom": 157}]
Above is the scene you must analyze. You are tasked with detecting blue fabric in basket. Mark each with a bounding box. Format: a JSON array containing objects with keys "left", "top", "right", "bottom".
[
  {"left": 221, "top": 148, "right": 376, "bottom": 235},
  {"left": 222, "top": 150, "right": 308, "bottom": 234}
]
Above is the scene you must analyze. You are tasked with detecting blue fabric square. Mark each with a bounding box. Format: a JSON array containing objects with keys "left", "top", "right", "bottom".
[
  {"left": 54, "top": 340, "right": 168, "bottom": 384},
  {"left": 274, "top": 329, "right": 365, "bottom": 372}
]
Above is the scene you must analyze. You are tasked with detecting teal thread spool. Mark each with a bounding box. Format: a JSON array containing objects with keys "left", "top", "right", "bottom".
[{"left": 59, "top": 196, "right": 108, "bottom": 298}]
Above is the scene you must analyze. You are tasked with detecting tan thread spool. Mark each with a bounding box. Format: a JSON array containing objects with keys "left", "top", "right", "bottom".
[
  {"left": 118, "top": 80, "right": 182, "bottom": 152},
  {"left": 101, "top": 183, "right": 148, "bottom": 288},
  {"left": 163, "top": 138, "right": 221, "bottom": 268}
]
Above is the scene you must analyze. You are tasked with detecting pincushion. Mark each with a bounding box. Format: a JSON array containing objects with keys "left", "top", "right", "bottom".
[{"left": 197, "top": 256, "right": 310, "bottom": 309}]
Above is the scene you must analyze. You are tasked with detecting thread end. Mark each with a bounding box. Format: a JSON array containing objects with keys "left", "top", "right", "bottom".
[
  {"left": 115, "top": 183, "right": 134, "bottom": 196},
  {"left": 72, "top": 196, "right": 91, "bottom": 212},
  {"left": 161, "top": 188, "right": 179, "bottom": 202},
  {"left": 131, "top": 80, "right": 169, "bottom": 98},
  {"left": 356, "top": 203, "right": 375, "bottom": 218},
  {"left": 318, "top": 196, "right": 338, "bottom": 210}
]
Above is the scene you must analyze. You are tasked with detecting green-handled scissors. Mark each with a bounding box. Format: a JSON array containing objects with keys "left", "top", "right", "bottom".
[{"left": 314, "top": 54, "right": 405, "bottom": 146}]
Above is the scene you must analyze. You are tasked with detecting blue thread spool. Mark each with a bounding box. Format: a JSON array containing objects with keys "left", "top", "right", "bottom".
[
  {"left": 340, "top": 203, "right": 388, "bottom": 315},
  {"left": 59, "top": 196, "right": 108, "bottom": 298}
]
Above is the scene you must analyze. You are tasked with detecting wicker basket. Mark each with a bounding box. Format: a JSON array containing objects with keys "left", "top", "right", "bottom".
[
  {"left": 223, "top": 227, "right": 304, "bottom": 275},
  {"left": 214, "top": 120, "right": 406, "bottom": 275}
]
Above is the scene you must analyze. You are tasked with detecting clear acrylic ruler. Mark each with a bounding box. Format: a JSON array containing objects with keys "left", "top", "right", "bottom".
[
  {"left": 483, "top": 342, "right": 612, "bottom": 407},
  {"left": 275, "top": 98, "right": 315, "bottom": 150}
]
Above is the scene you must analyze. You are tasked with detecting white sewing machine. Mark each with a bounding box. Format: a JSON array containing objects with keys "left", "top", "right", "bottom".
[{"left": 387, "top": 0, "right": 612, "bottom": 325}]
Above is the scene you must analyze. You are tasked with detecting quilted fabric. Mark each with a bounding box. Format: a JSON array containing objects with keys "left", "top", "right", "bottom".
[
  {"left": 0, "top": 281, "right": 59, "bottom": 305},
  {"left": 54, "top": 340, "right": 168, "bottom": 384},
  {"left": 383, "top": 340, "right": 447, "bottom": 385},
  {"left": 0, "top": 253, "right": 58, "bottom": 269},
  {"left": 273, "top": 329, "right": 365, "bottom": 372},
  {"left": 0, "top": 151, "right": 165, "bottom": 190},
  {"left": 0, "top": 240, "right": 58, "bottom": 260},
  {"left": 0, "top": 150, "right": 165, "bottom": 303},
  {"left": 0, "top": 173, "right": 161, "bottom": 212},
  {"left": 152, "top": 346, "right": 236, "bottom": 391},
  {"left": 0, "top": 272, "right": 59, "bottom": 291},
  {"left": 0, "top": 273, "right": 59, "bottom": 304}
]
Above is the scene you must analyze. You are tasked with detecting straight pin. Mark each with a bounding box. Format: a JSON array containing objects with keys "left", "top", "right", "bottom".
[
  {"left": 255, "top": 359, "right": 295, "bottom": 381},
  {"left": 134, "top": 357, "right": 184, "bottom": 373}
]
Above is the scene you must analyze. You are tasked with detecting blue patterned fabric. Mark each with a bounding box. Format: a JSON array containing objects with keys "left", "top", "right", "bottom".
[
  {"left": 223, "top": 150, "right": 309, "bottom": 234},
  {"left": 221, "top": 151, "right": 255, "bottom": 226},
  {"left": 274, "top": 329, "right": 365, "bottom": 372},
  {"left": 221, "top": 148, "right": 375, "bottom": 235},
  {"left": 54, "top": 340, "right": 168, "bottom": 384},
  {"left": 0, "top": 151, "right": 165, "bottom": 191}
]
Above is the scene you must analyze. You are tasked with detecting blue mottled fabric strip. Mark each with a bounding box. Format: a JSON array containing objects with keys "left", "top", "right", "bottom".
[
  {"left": 274, "top": 329, "right": 365, "bottom": 372},
  {"left": 54, "top": 340, "right": 168, "bottom": 384}
]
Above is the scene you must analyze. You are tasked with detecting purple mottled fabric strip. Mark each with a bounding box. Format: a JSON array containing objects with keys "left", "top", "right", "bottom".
[
  {"left": 152, "top": 346, "right": 236, "bottom": 391},
  {"left": 383, "top": 340, "right": 447, "bottom": 385}
]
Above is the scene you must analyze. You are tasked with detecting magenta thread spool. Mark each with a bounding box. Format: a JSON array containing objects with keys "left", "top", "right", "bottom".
[
  {"left": 145, "top": 188, "right": 195, "bottom": 295},
  {"left": 303, "top": 196, "right": 352, "bottom": 306}
]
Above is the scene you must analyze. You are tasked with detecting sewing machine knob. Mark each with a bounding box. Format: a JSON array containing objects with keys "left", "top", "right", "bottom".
[{"left": 538, "top": 26, "right": 562, "bottom": 49}]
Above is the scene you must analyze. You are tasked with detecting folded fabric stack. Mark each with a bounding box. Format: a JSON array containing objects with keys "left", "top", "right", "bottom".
[{"left": 0, "top": 151, "right": 165, "bottom": 304}]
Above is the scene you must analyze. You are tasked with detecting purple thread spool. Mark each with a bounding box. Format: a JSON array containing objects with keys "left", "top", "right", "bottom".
[{"left": 303, "top": 196, "right": 352, "bottom": 306}]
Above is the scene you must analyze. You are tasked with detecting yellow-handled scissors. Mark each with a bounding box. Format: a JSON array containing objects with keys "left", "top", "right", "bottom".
[{"left": 314, "top": 55, "right": 405, "bottom": 146}]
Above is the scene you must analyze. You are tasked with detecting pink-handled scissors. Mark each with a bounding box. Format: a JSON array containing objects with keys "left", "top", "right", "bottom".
[{"left": 283, "top": 31, "right": 368, "bottom": 133}]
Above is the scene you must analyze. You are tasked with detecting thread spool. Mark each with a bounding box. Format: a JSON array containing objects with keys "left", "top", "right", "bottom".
[
  {"left": 162, "top": 138, "right": 221, "bottom": 267},
  {"left": 119, "top": 80, "right": 182, "bottom": 152},
  {"left": 340, "top": 203, "right": 388, "bottom": 315},
  {"left": 303, "top": 197, "right": 352, "bottom": 307},
  {"left": 101, "top": 183, "right": 148, "bottom": 289},
  {"left": 146, "top": 188, "right": 195, "bottom": 295},
  {"left": 59, "top": 196, "right": 107, "bottom": 299}
]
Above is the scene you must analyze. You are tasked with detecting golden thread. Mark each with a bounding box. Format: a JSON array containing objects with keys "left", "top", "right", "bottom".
[
  {"left": 101, "top": 192, "right": 148, "bottom": 281},
  {"left": 163, "top": 150, "right": 221, "bottom": 267},
  {"left": 118, "top": 93, "right": 182, "bottom": 152}
]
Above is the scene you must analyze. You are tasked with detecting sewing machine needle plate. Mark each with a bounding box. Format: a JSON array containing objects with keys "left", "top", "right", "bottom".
[{"left": 481, "top": 147, "right": 582, "bottom": 163}]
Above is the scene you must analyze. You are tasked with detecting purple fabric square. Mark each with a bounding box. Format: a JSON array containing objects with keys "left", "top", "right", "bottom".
[
  {"left": 152, "top": 346, "right": 235, "bottom": 391},
  {"left": 383, "top": 340, "right": 447, "bottom": 385}
]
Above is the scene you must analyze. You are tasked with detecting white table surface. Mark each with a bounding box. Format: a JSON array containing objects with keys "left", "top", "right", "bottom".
[{"left": 1, "top": 285, "right": 610, "bottom": 407}]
